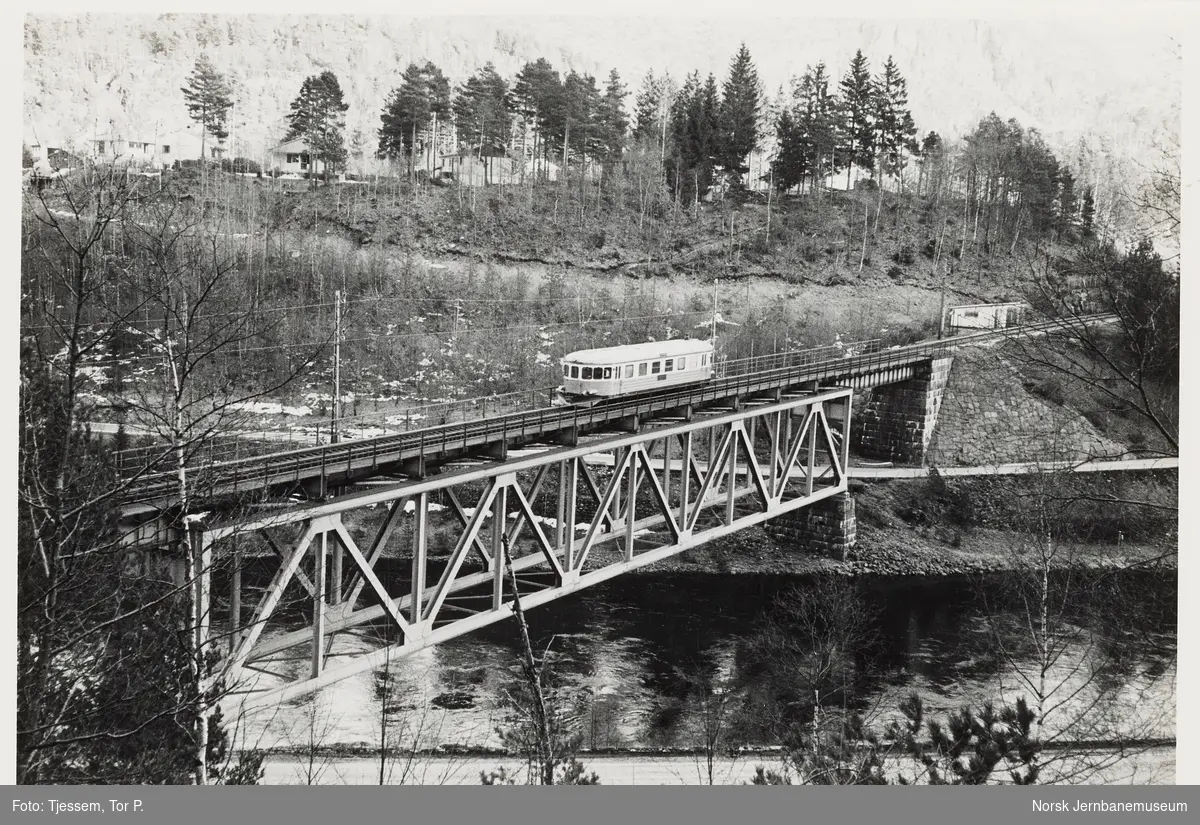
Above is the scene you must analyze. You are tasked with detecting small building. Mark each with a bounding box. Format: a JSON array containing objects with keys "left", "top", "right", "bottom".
[
  {"left": 947, "top": 302, "right": 1027, "bottom": 331},
  {"left": 268, "top": 138, "right": 328, "bottom": 177},
  {"left": 440, "top": 142, "right": 519, "bottom": 187}
]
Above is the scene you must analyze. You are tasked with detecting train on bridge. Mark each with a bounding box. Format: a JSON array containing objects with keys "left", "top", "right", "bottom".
[{"left": 554, "top": 338, "right": 715, "bottom": 406}]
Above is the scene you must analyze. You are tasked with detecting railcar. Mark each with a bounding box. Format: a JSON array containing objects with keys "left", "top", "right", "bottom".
[{"left": 553, "top": 339, "right": 715, "bottom": 406}]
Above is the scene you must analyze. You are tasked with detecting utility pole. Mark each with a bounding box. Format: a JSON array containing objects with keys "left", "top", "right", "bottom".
[
  {"left": 332, "top": 290, "right": 344, "bottom": 444},
  {"left": 711, "top": 278, "right": 719, "bottom": 345}
]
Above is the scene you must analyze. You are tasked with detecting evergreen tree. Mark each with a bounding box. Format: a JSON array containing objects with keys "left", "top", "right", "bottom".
[
  {"left": 181, "top": 53, "right": 234, "bottom": 162},
  {"left": 837, "top": 49, "right": 874, "bottom": 187},
  {"left": 718, "top": 43, "right": 761, "bottom": 186},
  {"left": 793, "top": 62, "right": 843, "bottom": 191},
  {"left": 596, "top": 69, "right": 629, "bottom": 165},
  {"left": 918, "top": 130, "right": 945, "bottom": 198},
  {"left": 770, "top": 106, "right": 808, "bottom": 192},
  {"left": 378, "top": 62, "right": 435, "bottom": 176},
  {"left": 870, "top": 56, "right": 918, "bottom": 186},
  {"left": 1081, "top": 186, "right": 1096, "bottom": 240},
  {"left": 285, "top": 70, "right": 350, "bottom": 183},
  {"left": 698, "top": 73, "right": 722, "bottom": 190},
  {"left": 452, "top": 63, "right": 513, "bottom": 178},
  {"left": 512, "top": 58, "right": 563, "bottom": 175},
  {"left": 560, "top": 70, "right": 603, "bottom": 164},
  {"left": 1056, "top": 167, "right": 1078, "bottom": 241},
  {"left": 667, "top": 71, "right": 720, "bottom": 202},
  {"left": 667, "top": 71, "right": 700, "bottom": 201},
  {"left": 632, "top": 70, "right": 663, "bottom": 142}
]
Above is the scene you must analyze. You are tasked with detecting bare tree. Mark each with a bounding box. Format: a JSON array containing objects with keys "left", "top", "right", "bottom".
[
  {"left": 965, "top": 464, "right": 1176, "bottom": 784},
  {"left": 675, "top": 650, "right": 745, "bottom": 785},
  {"left": 1016, "top": 239, "right": 1178, "bottom": 458},
  {"left": 481, "top": 538, "right": 599, "bottom": 785},
  {"left": 18, "top": 166, "right": 222, "bottom": 784},
  {"left": 745, "top": 577, "right": 894, "bottom": 785}
]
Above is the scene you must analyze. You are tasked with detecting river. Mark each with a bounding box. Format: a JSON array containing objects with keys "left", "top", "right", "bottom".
[{"left": 228, "top": 567, "right": 1176, "bottom": 785}]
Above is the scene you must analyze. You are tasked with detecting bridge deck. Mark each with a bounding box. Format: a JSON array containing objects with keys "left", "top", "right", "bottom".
[{"left": 120, "top": 316, "right": 1110, "bottom": 510}]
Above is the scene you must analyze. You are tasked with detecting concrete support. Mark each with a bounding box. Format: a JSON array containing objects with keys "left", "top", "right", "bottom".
[
  {"left": 852, "top": 355, "right": 953, "bottom": 464},
  {"left": 765, "top": 492, "right": 857, "bottom": 561}
]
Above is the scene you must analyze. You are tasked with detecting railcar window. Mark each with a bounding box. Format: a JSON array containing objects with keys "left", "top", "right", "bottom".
[
  {"left": 625, "top": 365, "right": 634, "bottom": 378},
  {"left": 562, "top": 364, "right": 569, "bottom": 377},
  {"left": 639, "top": 363, "right": 648, "bottom": 376},
  {"left": 664, "top": 359, "right": 674, "bottom": 372},
  {"left": 676, "top": 357, "right": 685, "bottom": 370},
  {"left": 582, "top": 367, "right": 592, "bottom": 380},
  {"left": 651, "top": 361, "right": 661, "bottom": 374},
  {"left": 571, "top": 365, "right": 579, "bottom": 378},
  {"left": 603, "top": 367, "right": 613, "bottom": 379}
]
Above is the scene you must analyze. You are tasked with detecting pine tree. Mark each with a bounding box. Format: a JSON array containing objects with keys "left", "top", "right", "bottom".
[
  {"left": 560, "top": 71, "right": 603, "bottom": 165},
  {"left": 667, "top": 71, "right": 700, "bottom": 202},
  {"left": 452, "top": 62, "right": 513, "bottom": 170},
  {"left": 377, "top": 61, "right": 450, "bottom": 179},
  {"left": 285, "top": 70, "right": 350, "bottom": 184},
  {"left": 718, "top": 43, "right": 761, "bottom": 187},
  {"left": 870, "top": 56, "right": 918, "bottom": 186},
  {"left": 1081, "top": 186, "right": 1096, "bottom": 240},
  {"left": 596, "top": 69, "right": 629, "bottom": 165},
  {"left": 378, "top": 63, "right": 434, "bottom": 177},
  {"left": 918, "top": 130, "right": 944, "bottom": 198},
  {"left": 181, "top": 53, "right": 234, "bottom": 162},
  {"left": 422, "top": 62, "right": 452, "bottom": 171},
  {"left": 838, "top": 49, "right": 874, "bottom": 188},
  {"left": 512, "top": 58, "right": 562, "bottom": 176},
  {"left": 793, "top": 62, "right": 843, "bottom": 192}
]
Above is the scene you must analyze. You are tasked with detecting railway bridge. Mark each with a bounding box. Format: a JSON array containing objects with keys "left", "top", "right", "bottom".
[{"left": 112, "top": 317, "right": 1109, "bottom": 713}]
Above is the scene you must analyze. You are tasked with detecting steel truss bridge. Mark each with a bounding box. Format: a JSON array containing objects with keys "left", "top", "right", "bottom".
[
  {"left": 127, "top": 314, "right": 1111, "bottom": 715},
  {"left": 199, "top": 388, "right": 851, "bottom": 713}
]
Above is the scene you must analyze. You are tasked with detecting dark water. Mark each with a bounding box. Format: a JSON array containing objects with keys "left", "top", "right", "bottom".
[{"left": 233, "top": 566, "right": 1176, "bottom": 755}]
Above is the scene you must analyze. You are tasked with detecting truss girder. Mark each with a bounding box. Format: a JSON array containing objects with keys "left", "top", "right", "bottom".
[{"left": 205, "top": 388, "right": 852, "bottom": 715}]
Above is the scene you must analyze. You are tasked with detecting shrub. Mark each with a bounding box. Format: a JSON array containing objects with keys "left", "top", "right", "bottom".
[
  {"left": 221, "top": 156, "right": 262, "bottom": 175},
  {"left": 887, "top": 265, "right": 904, "bottom": 281},
  {"left": 893, "top": 244, "right": 915, "bottom": 265}
]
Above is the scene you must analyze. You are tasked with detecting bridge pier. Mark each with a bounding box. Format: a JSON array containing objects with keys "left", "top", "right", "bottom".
[
  {"left": 852, "top": 355, "right": 953, "bottom": 464},
  {"left": 765, "top": 491, "right": 857, "bottom": 561}
]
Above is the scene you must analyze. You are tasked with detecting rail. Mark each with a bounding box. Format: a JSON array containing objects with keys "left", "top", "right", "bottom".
[{"left": 117, "top": 314, "right": 1112, "bottom": 509}]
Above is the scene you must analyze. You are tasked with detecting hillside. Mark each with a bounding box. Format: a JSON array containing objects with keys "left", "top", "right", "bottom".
[{"left": 23, "top": 13, "right": 1178, "bottom": 199}]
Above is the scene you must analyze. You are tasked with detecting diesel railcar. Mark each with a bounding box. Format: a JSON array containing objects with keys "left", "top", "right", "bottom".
[{"left": 553, "top": 339, "right": 715, "bottom": 406}]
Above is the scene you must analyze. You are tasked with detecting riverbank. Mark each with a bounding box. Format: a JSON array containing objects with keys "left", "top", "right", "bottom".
[
  {"left": 583, "top": 524, "right": 1176, "bottom": 578},
  {"left": 260, "top": 746, "right": 1176, "bottom": 785}
]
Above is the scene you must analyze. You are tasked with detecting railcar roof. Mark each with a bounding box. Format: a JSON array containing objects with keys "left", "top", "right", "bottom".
[{"left": 564, "top": 338, "right": 713, "bottom": 365}]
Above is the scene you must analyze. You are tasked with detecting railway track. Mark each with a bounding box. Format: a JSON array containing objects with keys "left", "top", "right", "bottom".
[{"left": 119, "top": 314, "right": 1113, "bottom": 509}]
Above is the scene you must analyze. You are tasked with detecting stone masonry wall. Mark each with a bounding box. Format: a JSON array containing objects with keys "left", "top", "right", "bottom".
[
  {"left": 851, "top": 356, "right": 953, "bottom": 464},
  {"left": 764, "top": 492, "right": 857, "bottom": 561},
  {"left": 926, "top": 347, "right": 1126, "bottom": 466}
]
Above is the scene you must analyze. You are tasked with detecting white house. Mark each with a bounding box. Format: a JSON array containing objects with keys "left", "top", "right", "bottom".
[{"left": 268, "top": 138, "right": 328, "bottom": 177}]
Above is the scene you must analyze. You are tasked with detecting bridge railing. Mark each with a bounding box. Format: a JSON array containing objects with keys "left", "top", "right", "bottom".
[{"left": 114, "top": 385, "right": 558, "bottom": 479}]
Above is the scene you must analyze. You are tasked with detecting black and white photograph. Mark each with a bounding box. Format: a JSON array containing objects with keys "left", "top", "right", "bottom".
[{"left": 13, "top": 1, "right": 1185, "bottom": 793}]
